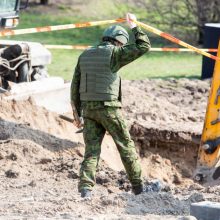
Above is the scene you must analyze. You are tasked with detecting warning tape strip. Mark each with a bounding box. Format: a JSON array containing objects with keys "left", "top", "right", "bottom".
[
  {"left": 44, "top": 44, "right": 218, "bottom": 52},
  {"left": 0, "top": 18, "right": 125, "bottom": 37},
  {"left": 0, "top": 16, "right": 218, "bottom": 60},
  {"left": 152, "top": 48, "right": 218, "bottom": 52},
  {"left": 134, "top": 20, "right": 220, "bottom": 61},
  {"left": 45, "top": 45, "right": 90, "bottom": 50}
]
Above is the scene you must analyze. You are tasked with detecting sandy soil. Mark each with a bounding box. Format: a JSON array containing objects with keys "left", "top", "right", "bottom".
[{"left": 0, "top": 78, "right": 219, "bottom": 220}]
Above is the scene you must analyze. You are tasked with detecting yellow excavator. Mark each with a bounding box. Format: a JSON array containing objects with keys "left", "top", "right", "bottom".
[{"left": 194, "top": 42, "right": 220, "bottom": 185}]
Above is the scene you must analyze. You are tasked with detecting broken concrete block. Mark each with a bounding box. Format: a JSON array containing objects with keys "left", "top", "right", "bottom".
[{"left": 190, "top": 201, "right": 220, "bottom": 220}]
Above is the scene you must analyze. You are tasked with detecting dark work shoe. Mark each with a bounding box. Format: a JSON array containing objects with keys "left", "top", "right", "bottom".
[
  {"left": 132, "top": 185, "right": 143, "bottom": 195},
  {"left": 80, "top": 189, "right": 92, "bottom": 198}
]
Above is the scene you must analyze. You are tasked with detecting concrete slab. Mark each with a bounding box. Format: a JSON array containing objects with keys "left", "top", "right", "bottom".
[
  {"left": 190, "top": 201, "right": 220, "bottom": 220},
  {"left": 5, "top": 77, "right": 72, "bottom": 114}
]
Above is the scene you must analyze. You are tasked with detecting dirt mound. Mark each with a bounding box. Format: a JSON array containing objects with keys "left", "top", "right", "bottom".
[
  {"left": 0, "top": 138, "right": 126, "bottom": 189},
  {"left": 121, "top": 78, "right": 211, "bottom": 187},
  {"left": 0, "top": 138, "right": 215, "bottom": 219},
  {"left": 131, "top": 122, "right": 199, "bottom": 186},
  {"left": 122, "top": 78, "right": 210, "bottom": 132},
  {"left": 0, "top": 78, "right": 217, "bottom": 219},
  {"left": 0, "top": 97, "right": 81, "bottom": 139}
]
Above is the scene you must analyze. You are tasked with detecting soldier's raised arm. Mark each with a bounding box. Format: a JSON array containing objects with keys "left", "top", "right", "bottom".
[{"left": 111, "top": 13, "right": 151, "bottom": 72}]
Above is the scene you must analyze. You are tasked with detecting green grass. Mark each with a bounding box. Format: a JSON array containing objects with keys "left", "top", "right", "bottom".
[
  {"left": 48, "top": 50, "right": 81, "bottom": 80},
  {"left": 4, "top": 12, "right": 202, "bottom": 80},
  {"left": 49, "top": 50, "right": 201, "bottom": 81},
  {"left": 120, "top": 52, "right": 201, "bottom": 79}
]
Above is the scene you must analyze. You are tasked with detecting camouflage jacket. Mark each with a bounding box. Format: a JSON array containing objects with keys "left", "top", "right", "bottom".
[{"left": 70, "top": 26, "right": 151, "bottom": 117}]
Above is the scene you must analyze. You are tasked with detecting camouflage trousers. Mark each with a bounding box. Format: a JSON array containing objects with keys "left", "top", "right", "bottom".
[{"left": 78, "top": 102, "right": 142, "bottom": 191}]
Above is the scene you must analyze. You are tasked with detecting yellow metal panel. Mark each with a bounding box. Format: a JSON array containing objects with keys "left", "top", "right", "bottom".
[{"left": 196, "top": 41, "right": 220, "bottom": 183}]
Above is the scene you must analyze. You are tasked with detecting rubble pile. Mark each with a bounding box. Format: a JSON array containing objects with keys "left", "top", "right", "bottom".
[{"left": 1, "top": 78, "right": 219, "bottom": 219}]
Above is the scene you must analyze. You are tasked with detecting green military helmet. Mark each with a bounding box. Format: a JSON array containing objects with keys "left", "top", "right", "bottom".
[{"left": 102, "top": 25, "right": 129, "bottom": 45}]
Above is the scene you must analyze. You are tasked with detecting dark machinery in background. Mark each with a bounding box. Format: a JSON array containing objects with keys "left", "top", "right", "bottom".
[
  {"left": 0, "top": 0, "right": 51, "bottom": 90},
  {"left": 201, "top": 23, "right": 220, "bottom": 79}
]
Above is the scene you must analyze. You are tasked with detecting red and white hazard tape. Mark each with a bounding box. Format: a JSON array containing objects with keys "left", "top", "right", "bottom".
[
  {"left": 0, "top": 18, "right": 125, "bottom": 37},
  {"left": 151, "top": 48, "right": 218, "bottom": 52},
  {"left": 45, "top": 45, "right": 90, "bottom": 50},
  {"left": 134, "top": 20, "right": 220, "bottom": 61},
  {"left": 0, "top": 17, "right": 219, "bottom": 61}
]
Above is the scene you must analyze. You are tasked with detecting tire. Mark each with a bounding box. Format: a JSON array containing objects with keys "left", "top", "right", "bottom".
[{"left": 17, "top": 62, "right": 29, "bottom": 83}]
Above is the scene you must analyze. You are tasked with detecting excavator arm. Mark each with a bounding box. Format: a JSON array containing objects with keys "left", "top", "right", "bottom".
[{"left": 195, "top": 41, "right": 220, "bottom": 185}]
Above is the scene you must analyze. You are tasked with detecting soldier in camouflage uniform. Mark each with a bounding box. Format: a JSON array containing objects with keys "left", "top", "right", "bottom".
[{"left": 70, "top": 13, "right": 151, "bottom": 198}]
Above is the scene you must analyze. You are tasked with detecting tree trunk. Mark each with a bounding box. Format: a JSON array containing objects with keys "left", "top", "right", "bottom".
[
  {"left": 195, "top": 0, "right": 220, "bottom": 44},
  {"left": 40, "top": 0, "right": 49, "bottom": 5}
]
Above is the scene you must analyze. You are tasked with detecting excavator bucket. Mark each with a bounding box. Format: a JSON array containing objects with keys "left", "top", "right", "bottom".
[{"left": 195, "top": 41, "right": 220, "bottom": 185}]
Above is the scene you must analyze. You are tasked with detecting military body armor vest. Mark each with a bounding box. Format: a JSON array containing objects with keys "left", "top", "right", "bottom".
[{"left": 79, "top": 45, "right": 120, "bottom": 101}]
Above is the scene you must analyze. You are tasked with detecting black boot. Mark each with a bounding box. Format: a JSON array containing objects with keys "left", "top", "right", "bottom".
[
  {"left": 80, "top": 189, "right": 92, "bottom": 198},
  {"left": 132, "top": 185, "right": 143, "bottom": 195}
]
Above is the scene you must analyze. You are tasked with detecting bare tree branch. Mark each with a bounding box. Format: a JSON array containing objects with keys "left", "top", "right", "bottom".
[{"left": 132, "top": 0, "right": 220, "bottom": 44}]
